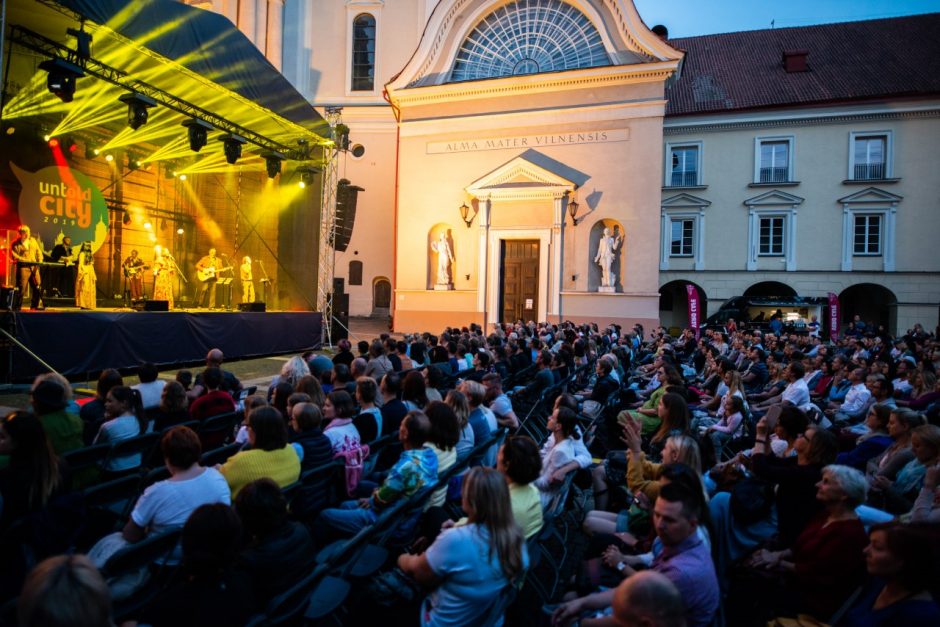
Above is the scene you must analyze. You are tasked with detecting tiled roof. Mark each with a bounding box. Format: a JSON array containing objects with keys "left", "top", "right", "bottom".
[{"left": 664, "top": 13, "right": 940, "bottom": 116}]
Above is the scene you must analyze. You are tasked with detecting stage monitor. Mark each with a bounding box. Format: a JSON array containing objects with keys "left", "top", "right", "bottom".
[
  {"left": 239, "top": 302, "right": 266, "bottom": 312},
  {"left": 134, "top": 300, "right": 169, "bottom": 312}
]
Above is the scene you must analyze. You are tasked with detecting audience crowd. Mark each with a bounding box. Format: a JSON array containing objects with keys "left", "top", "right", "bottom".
[{"left": 1, "top": 316, "right": 939, "bottom": 626}]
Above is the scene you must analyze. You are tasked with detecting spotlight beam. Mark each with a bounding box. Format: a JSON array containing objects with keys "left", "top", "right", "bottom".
[{"left": 7, "top": 24, "right": 320, "bottom": 159}]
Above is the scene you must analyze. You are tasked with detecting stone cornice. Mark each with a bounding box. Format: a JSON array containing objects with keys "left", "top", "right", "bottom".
[
  {"left": 389, "top": 61, "right": 679, "bottom": 108},
  {"left": 664, "top": 108, "right": 940, "bottom": 135}
]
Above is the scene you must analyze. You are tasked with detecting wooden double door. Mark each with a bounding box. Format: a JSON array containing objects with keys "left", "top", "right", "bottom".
[{"left": 499, "top": 239, "right": 539, "bottom": 323}]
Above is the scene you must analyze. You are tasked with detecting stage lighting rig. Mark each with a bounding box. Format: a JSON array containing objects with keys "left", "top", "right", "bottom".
[
  {"left": 262, "top": 151, "right": 285, "bottom": 179},
  {"left": 182, "top": 118, "right": 213, "bottom": 152},
  {"left": 220, "top": 134, "right": 246, "bottom": 165},
  {"left": 67, "top": 25, "right": 92, "bottom": 61},
  {"left": 119, "top": 93, "right": 157, "bottom": 130},
  {"left": 39, "top": 58, "right": 84, "bottom": 103},
  {"left": 296, "top": 165, "right": 320, "bottom": 189}
]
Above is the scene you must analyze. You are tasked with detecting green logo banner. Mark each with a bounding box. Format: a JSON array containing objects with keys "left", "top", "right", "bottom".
[{"left": 10, "top": 162, "right": 109, "bottom": 252}]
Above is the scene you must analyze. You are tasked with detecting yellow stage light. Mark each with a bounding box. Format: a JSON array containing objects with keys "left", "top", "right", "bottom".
[
  {"left": 179, "top": 174, "right": 187, "bottom": 181},
  {"left": 298, "top": 180, "right": 306, "bottom": 189},
  {"left": 144, "top": 221, "right": 152, "bottom": 230},
  {"left": 177, "top": 228, "right": 184, "bottom": 235},
  {"left": 104, "top": 153, "right": 114, "bottom": 162}
]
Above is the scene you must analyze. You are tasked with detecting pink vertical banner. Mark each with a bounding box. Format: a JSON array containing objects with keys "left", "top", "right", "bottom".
[
  {"left": 828, "top": 292, "right": 840, "bottom": 342},
  {"left": 686, "top": 284, "right": 701, "bottom": 340}
]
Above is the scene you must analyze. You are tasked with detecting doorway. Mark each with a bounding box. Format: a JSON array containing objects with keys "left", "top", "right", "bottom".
[
  {"left": 499, "top": 240, "right": 539, "bottom": 323},
  {"left": 372, "top": 277, "right": 391, "bottom": 317}
]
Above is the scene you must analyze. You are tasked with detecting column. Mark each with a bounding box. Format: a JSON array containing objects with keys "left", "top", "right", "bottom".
[
  {"left": 477, "top": 198, "right": 491, "bottom": 326},
  {"left": 266, "top": 0, "right": 284, "bottom": 71},
  {"left": 238, "top": 0, "right": 256, "bottom": 43},
  {"left": 549, "top": 194, "right": 566, "bottom": 321}
]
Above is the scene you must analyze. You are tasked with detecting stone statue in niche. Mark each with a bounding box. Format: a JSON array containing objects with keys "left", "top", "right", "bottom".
[
  {"left": 594, "top": 226, "right": 622, "bottom": 292},
  {"left": 431, "top": 232, "right": 455, "bottom": 290}
]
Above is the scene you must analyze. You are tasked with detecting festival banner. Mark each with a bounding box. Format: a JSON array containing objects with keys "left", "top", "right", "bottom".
[
  {"left": 686, "top": 284, "right": 701, "bottom": 340},
  {"left": 828, "top": 292, "right": 840, "bottom": 342},
  {"left": 10, "top": 162, "right": 109, "bottom": 253}
]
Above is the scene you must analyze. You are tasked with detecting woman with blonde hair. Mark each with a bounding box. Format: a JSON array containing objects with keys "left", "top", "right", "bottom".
[
  {"left": 399, "top": 466, "right": 528, "bottom": 625},
  {"left": 446, "top": 389, "right": 474, "bottom": 463},
  {"left": 267, "top": 356, "right": 310, "bottom": 401}
]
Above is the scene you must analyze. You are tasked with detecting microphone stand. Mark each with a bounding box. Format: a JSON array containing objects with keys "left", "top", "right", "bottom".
[{"left": 258, "top": 260, "right": 271, "bottom": 306}]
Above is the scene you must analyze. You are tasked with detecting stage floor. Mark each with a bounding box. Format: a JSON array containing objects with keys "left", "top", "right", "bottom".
[{"left": 5, "top": 308, "right": 323, "bottom": 382}]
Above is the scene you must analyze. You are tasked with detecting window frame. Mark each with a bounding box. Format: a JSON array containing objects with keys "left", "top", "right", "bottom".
[
  {"left": 753, "top": 135, "right": 794, "bottom": 184},
  {"left": 664, "top": 141, "right": 704, "bottom": 188},
  {"left": 660, "top": 195, "right": 708, "bottom": 271},
  {"left": 848, "top": 131, "right": 893, "bottom": 181},
  {"left": 757, "top": 215, "right": 786, "bottom": 257},
  {"left": 852, "top": 214, "right": 883, "bottom": 257},
  {"left": 669, "top": 218, "right": 695, "bottom": 257},
  {"left": 350, "top": 13, "right": 377, "bottom": 92}
]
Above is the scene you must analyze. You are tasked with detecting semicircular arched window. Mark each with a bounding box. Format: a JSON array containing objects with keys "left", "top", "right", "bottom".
[{"left": 449, "top": 0, "right": 610, "bottom": 83}]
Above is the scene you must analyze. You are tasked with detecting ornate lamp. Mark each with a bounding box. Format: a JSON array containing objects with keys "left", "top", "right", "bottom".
[
  {"left": 567, "top": 198, "right": 581, "bottom": 226},
  {"left": 459, "top": 202, "right": 478, "bottom": 228}
]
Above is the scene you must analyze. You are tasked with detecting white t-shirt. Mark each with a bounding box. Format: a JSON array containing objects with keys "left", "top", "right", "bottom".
[
  {"left": 324, "top": 421, "right": 361, "bottom": 455},
  {"left": 131, "top": 467, "right": 231, "bottom": 534},
  {"left": 133, "top": 380, "right": 166, "bottom": 410},
  {"left": 782, "top": 379, "right": 810, "bottom": 410}
]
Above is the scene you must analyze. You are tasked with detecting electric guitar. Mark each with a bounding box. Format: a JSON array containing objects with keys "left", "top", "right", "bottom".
[
  {"left": 124, "top": 264, "right": 151, "bottom": 278},
  {"left": 196, "top": 265, "right": 233, "bottom": 282}
]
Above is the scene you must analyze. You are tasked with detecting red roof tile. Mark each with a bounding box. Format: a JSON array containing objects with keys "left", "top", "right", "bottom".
[{"left": 665, "top": 13, "right": 940, "bottom": 116}]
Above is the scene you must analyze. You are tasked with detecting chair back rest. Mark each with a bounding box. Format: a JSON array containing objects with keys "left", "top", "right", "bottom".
[
  {"left": 101, "top": 528, "right": 181, "bottom": 578},
  {"left": 62, "top": 443, "right": 110, "bottom": 471},
  {"left": 106, "top": 431, "right": 161, "bottom": 466},
  {"left": 261, "top": 563, "right": 329, "bottom": 626},
  {"left": 545, "top": 468, "right": 576, "bottom": 520},
  {"left": 200, "top": 443, "right": 243, "bottom": 467},
  {"left": 82, "top": 474, "right": 142, "bottom": 508}
]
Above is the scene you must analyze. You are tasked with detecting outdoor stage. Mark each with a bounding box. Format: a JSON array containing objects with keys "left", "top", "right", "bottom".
[{"left": 6, "top": 308, "right": 323, "bottom": 382}]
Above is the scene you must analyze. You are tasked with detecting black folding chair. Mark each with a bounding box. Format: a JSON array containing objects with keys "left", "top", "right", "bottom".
[
  {"left": 102, "top": 432, "right": 162, "bottom": 476},
  {"left": 196, "top": 411, "right": 239, "bottom": 449},
  {"left": 200, "top": 442, "right": 242, "bottom": 467}
]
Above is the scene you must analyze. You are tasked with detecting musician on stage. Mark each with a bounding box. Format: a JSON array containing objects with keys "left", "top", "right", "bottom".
[
  {"left": 75, "top": 242, "right": 96, "bottom": 310},
  {"left": 195, "top": 247, "right": 223, "bottom": 308},
  {"left": 153, "top": 246, "right": 175, "bottom": 309},
  {"left": 240, "top": 255, "right": 255, "bottom": 303},
  {"left": 10, "top": 225, "right": 45, "bottom": 310},
  {"left": 122, "top": 249, "right": 148, "bottom": 301},
  {"left": 50, "top": 235, "right": 76, "bottom": 298}
]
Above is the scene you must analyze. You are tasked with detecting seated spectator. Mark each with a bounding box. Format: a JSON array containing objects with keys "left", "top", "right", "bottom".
[
  {"left": 176, "top": 369, "right": 193, "bottom": 392},
  {"left": 322, "top": 390, "right": 361, "bottom": 455},
  {"left": 151, "top": 381, "right": 191, "bottom": 432},
  {"left": 352, "top": 377, "right": 382, "bottom": 443},
  {"left": 483, "top": 373, "right": 519, "bottom": 430},
  {"left": 703, "top": 394, "right": 746, "bottom": 458},
  {"left": 517, "top": 349, "right": 555, "bottom": 400},
  {"left": 898, "top": 370, "right": 940, "bottom": 411},
  {"left": 379, "top": 372, "right": 408, "bottom": 436},
  {"left": 765, "top": 405, "right": 810, "bottom": 458},
  {"left": 332, "top": 338, "right": 355, "bottom": 368},
  {"left": 870, "top": 424, "right": 940, "bottom": 514},
  {"left": 494, "top": 435, "right": 543, "bottom": 540},
  {"left": 398, "top": 467, "right": 528, "bottom": 625},
  {"left": 365, "top": 339, "right": 394, "bottom": 382},
  {"left": 218, "top": 407, "right": 300, "bottom": 498},
  {"left": 270, "top": 381, "right": 294, "bottom": 420},
  {"left": 189, "top": 367, "right": 236, "bottom": 422},
  {"left": 462, "top": 380, "right": 498, "bottom": 466},
  {"left": 829, "top": 368, "right": 873, "bottom": 425},
  {"left": 839, "top": 522, "right": 940, "bottom": 625},
  {"left": 625, "top": 365, "right": 683, "bottom": 436},
  {"left": 138, "top": 504, "right": 255, "bottom": 627},
  {"left": 396, "top": 340, "right": 414, "bottom": 371},
  {"left": 402, "top": 370, "right": 429, "bottom": 412},
  {"left": 89, "top": 426, "right": 230, "bottom": 572},
  {"left": 611, "top": 570, "right": 686, "bottom": 627},
  {"left": 94, "top": 386, "right": 145, "bottom": 472},
  {"left": 424, "top": 401, "right": 460, "bottom": 509},
  {"left": 189, "top": 349, "right": 242, "bottom": 400},
  {"left": 645, "top": 392, "right": 691, "bottom": 462},
  {"left": 552, "top": 481, "right": 719, "bottom": 627},
  {"left": 267, "top": 355, "right": 310, "bottom": 402},
  {"left": 18, "top": 554, "right": 112, "bottom": 627},
  {"left": 235, "top": 395, "right": 268, "bottom": 445},
  {"left": 316, "top": 410, "right": 437, "bottom": 537},
  {"left": 0, "top": 411, "right": 66, "bottom": 530},
  {"left": 750, "top": 420, "right": 838, "bottom": 547},
  {"left": 294, "top": 374, "right": 326, "bottom": 408},
  {"left": 289, "top": 402, "right": 333, "bottom": 472},
  {"left": 79, "top": 369, "right": 123, "bottom": 445},
  {"left": 535, "top": 406, "right": 580, "bottom": 509},
  {"left": 866, "top": 409, "right": 924, "bottom": 487},
  {"left": 744, "top": 465, "right": 868, "bottom": 620},
  {"left": 30, "top": 378, "right": 83, "bottom": 455},
  {"left": 285, "top": 392, "right": 311, "bottom": 422},
  {"left": 234, "top": 478, "right": 317, "bottom": 608},
  {"left": 836, "top": 403, "right": 893, "bottom": 471},
  {"left": 447, "top": 389, "right": 475, "bottom": 463},
  {"left": 911, "top": 463, "right": 940, "bottom": 523},
  {"left": 133, "top": 362, "right": 166, "bottom": 410},
  {"left": 424, "top": 365, "right": 445, "bottom": 403}
]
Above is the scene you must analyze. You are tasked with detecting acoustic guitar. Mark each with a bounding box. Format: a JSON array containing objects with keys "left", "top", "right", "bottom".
[
  {"left": 196, "top": 265, "right": 233, "bottom": 282},
  {"left": 124, "top": 264, "right": 151, "bottom": 278}
]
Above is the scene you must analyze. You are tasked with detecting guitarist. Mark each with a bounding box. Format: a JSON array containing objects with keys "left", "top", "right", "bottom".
[
  {"left": 122, "top": 249, "right": 148, "bottom": 301},
  {"left": 195, "top": 247, "right": 223, "bottom": 308},
  {"left": 10, "top": 225, "right": 45, "bottom": 310}
]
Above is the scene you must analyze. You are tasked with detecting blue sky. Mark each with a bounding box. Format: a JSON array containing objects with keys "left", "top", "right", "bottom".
[{"left": 633, "top": 0, "right": 939, "bottom": 37}]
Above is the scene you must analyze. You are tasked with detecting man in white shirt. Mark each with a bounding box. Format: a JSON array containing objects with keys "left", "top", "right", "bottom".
[
  {"left": 780, "top": 361, "right": 811, "bottom": 410},
  {"left": 133, "top": 362, "right": 166, "bottom": 410},
  {"left": 891, "top": 359, "right": 914, "bottom": 398},
  {"left": 827, "top": 368, "right": 871, "bottom": 424}
]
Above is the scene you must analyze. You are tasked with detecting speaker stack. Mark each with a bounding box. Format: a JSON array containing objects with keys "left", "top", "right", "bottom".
[{"left": 330, "top": 277, "right": 349, "bottom": 341}]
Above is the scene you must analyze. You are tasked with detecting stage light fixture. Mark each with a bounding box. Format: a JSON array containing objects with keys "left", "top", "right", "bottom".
[
  {"left": 177, "top": 228, "right": 184, "bottom": 235},
  {"left": 5, "top": 126, "right": 15, "bottom": 136},
  {"left": 179, "top": 174, "right": 187, "bottom": 181},
  {"left": 67, "top": 27, "right": 93, "bottom": 61},
  {"left": 262, "top": 151, "right": 285, "bottom": 179},
  {"left": 144, "top": 221, "right": 152, "bottom": 230},
  {"left": 182, "top": 118, "right": 213, "bottom": 152},
  {"left": 219, "top": 134, "right": 246, "bottom": 165},
  {"left": 43, "top": 134, "right": 51, "bottom": 142},
  {"left": 48, "top": 138, "right": 59, "bottom": 148},
  {"left": 119, "top": 93, "right": 157, "bottom": 130},
  {"left": 39, "top": 58, "right": 84, "bottom": 103},
  {"left": 104, "top": 153, "right": 114, "bottom": 162},
  {"left": 296, "top": 165, "right": 319, "bottom": 190}
]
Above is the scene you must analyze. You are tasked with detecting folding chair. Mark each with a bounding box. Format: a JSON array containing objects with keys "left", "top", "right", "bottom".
[
  {"left": 102, "top": 432, "right": 162, "bottom": 476},
  {"left": 244, "top": 563, "right": 330, "bottom": 627},
  {"left": 200, "top": 442, "right": 242, "bottom": 467},
  {"left": 196, "top": 411, "right": 240, "bottom": 449}
]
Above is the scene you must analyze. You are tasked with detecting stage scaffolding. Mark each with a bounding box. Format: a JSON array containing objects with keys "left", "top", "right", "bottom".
[{"left": 317, "top": 106, "right": 342, "bottom": 348}]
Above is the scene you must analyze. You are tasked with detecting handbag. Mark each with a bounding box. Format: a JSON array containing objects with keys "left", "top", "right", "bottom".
[{"left": 366, "top": 567, "right": 423, "bottom": 607}]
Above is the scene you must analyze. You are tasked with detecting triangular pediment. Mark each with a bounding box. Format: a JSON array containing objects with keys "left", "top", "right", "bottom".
[
  {"left": 467, "top": 156, "right": 576, "bottom": 200},
  {"left": 838, "top": 187, "right": 903, "bottom": 204},
  {"left": 743, "top": 190, "right": 805, "bottom": 207},
  {"left": 661, "top": 193, "right": 711, "bottom": 208}
]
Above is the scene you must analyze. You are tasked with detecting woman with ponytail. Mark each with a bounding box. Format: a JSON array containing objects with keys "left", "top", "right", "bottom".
[{"left": 94, "top": 385, "right": 146, "bottom": 472}]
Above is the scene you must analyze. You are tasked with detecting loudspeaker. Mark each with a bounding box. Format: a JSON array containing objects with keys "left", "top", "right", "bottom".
[
  {"left": 137, "top": 300, "right": 169, "bottom": 312},
  {"left": 328, "top": 281, "right": 349, "bottom": 341},
  {"left": 332, "top": 179, "right": 364, "bottom": 252},
  {"left": 238, "top": 302, "right": 266, "bottom": 312},
  {"left": 333, "top": 277, "right": 345, "bottom": 296}
]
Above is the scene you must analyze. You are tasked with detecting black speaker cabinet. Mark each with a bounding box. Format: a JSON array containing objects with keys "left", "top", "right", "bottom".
[
  {"left": 238, "top": 302, "right": 266, "bottom": 312},
  {"left": 0, "top": 287, "right": 18, "bottom": 311},
  {"left": 141, "top": 300, "right": 169, "bottom": 312}
]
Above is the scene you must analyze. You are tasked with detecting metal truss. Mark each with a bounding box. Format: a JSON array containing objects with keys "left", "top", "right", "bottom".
[
  {"left": 7, "top": 24, "right": 322, "bottom": 158},
  {"left": 317, "top": 107, "right": 342, "bottom": 347}
]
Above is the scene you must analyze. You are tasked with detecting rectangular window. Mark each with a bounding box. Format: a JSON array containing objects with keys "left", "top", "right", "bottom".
[
  {"left": 758, "top": 217, "right": 785, "bottom": 256},
  {"left": 758, "top": 140, "right": 790, "bottom": 183},
  {"left": 853, "top": 215, "right": 882, "bottom": 255},
  {"left": 351, "top": 14, "right": 376, "bottom": 91},
  {"left": 853, "top": 135, "right": 886, "bottom": 180},
  {"left": 669, "top": 219, "right": 694, "bottom": 256},
  {"left": 669, "top": 145, "right": 699, "bottom": 187}
]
